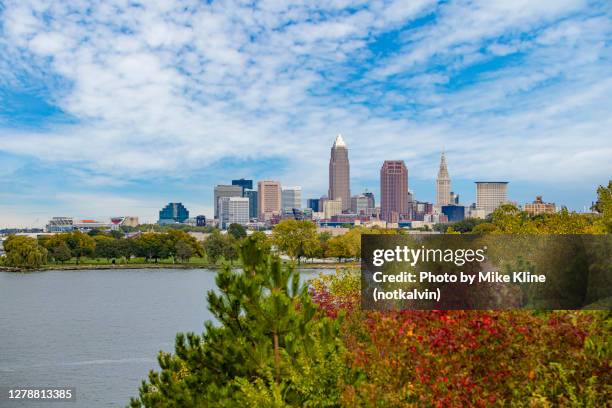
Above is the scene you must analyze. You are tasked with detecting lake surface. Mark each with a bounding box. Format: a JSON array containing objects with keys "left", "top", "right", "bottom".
[{"left": 0, "top": 268, "right": 329, "bottom": 407}]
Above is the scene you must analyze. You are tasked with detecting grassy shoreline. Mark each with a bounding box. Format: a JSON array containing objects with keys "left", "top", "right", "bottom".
[{"left": 0, "top": 261, "right": 358, "bottom": 273}]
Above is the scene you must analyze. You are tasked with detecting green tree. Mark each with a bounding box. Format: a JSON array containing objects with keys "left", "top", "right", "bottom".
[
  {"left": 594, "top": 180, "right": 612, "bottom": 232},
  {"left": 50, "top": 240, "right": 72, "bottom": 264},
  {"left": 272, "top": 220, "right": 319, "bottom": 263},
  {"left": 175, "top": 239, "right": 194, "bottom": 262},
  {"left": 130, "top": 235, "right": 348, "bottom": 407},
  {"left": 135, "top": 233, "right": 170, "bottom": 262},
  {"left": 117, "top": 239, "right": 136, "bottom": 263},
  {"left": 203, "top": 231, "right": 238, "bottom": 264},
  {"left": 65, "top": 231, "right": 96, "bottom": 264},
  {"left": 227, "top": 223, "right": 247, "bottom": 240},
  {"left": 94, "top": 235, "right": 120, "bottom": 261},
  {"left": 3, "top": 235, "right": 48, "bottom": 268}
]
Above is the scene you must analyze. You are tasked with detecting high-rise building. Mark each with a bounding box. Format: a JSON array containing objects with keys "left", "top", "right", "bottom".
[
  {"left": 380, "top": 160, "right": 409, "bottom": 222},
  {"left": 436, "top": 151, "right": 451, "bottom": 207},
  {"left": 323, "top": 199, "right": 342, "bottom": 219},
  {"left": 328, "top": 134, "right": 351, "bottom": 211},
  {"left": 307, "top": 198, "right": 320, "bottom": 212},
  {"left": 258, "top": 180, "right": 282, "bottom": 221},
  {"left": 218, "top": 197, "right": 250, "bottom": 229},
  {"left": 524, "top": 196, "right": 556, "bottom": 216},
  {"left": 450, "top": 191, "right": 459, "bottom": 205},
  {"left": 476, "top": 182, "right": 509, "bottom": 215},
  {"left": 232, "top": 178, "right": 253, "bottom": 193},
  {"left": 351, "top": 194, "right": 371, "bottom": 215},
  {"left": 214, "top": 185, "right": 243, "bottom": 219},
  {"left": 281, "top": 186, "right": 302, "bottom": 211},
  {"left": 363, "top": 190, "right": 375, "bottom": 209},
  {"left": 244, "top": 189, "right": 258, "bottom": 220},
  {"left": 159, "top": 202, "right": 189, "bottom": 224}
]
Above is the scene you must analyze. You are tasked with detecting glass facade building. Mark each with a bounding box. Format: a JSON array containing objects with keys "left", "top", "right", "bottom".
[
  {"left": 158, "top": 202, "right": 189, "bottom": 224},
  {"left": 441, "top": 205, "right": 465, "bottom": 222},
  {"left": 232, "top": 178, "right": 253, "bottom": 193}
]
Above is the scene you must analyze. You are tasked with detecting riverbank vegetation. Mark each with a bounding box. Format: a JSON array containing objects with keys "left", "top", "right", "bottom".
[{"left": 128, "top": 182, "right": 612, "bottom": 407}]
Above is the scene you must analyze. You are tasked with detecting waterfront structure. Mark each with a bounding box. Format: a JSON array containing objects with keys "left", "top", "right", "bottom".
[
  {"left": 196, "top": 215, "right": 206, "bottom": 227},
  {"left": 258, "top": 180, "right": 282, "bottom": 221},
  {"left": 214, "top": 185, "right": 243, "bottom": 219},
  {"left": 218, "top": 197, "right": 250, "bottom": 229},
  {"left": 524, "top": 196, "right": 556, "bottom": 216},
  {"left": 328, "top": 134, "right": 351, "bottom": 211},
  {"left": 46, "top": 217, "right": 75, "bottom": 232},
  {"left": 380, "top": 160, "right": 409, "bottom": 222},
  {"left": 159, "top": 202, "right": 190, "bottom": 224},
  {"left": 232, "top": 178, "right": 253, "bottom": 193},
  {"left": 351, "top": 194, "right": 371, "bottom": 215},
  {"left": 436, "top": 151, "right": 452, "bottom": 207},
  {"left": 476, "top": 182, "right": 509, "bottom": 215},
  {"left": 307, "top": 198, "right": 320, "bottom": 212},
  {"left": 442, "top": 205, "right": 465, "bottom": 222},
  {"left": 323, "top": 199, "right": 342, "bottom": 219},
  {"left": 281, "top": 186, "right": 302, "bottom": 211},
  {"left": 244, "top": 189, "right": 258, "bottom": 220}
]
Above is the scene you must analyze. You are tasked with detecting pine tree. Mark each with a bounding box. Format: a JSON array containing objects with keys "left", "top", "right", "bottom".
[{"left": 130, "top": 234, "right": 349, "bottom": 407}]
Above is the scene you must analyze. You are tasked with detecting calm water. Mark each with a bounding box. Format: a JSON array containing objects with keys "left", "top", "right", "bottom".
[{"left": 0, "top": 268, "right": 328, "bottom": 407}]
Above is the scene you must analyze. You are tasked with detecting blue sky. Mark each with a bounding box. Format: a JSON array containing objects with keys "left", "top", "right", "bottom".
[{"left": 0, "top": 0, "right": 611, "bottom": 227}]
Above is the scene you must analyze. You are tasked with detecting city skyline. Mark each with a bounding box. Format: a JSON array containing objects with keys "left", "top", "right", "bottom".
[{"left": 1, "top": 1, "right": 611, "bottom": 227}]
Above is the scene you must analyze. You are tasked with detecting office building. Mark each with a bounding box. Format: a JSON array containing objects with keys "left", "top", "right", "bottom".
[
  {"left": 218, "top": 197, "right": 250, "bottom": 229},
  {"left": 258, "top": 180, "right": 282, "bottom": 221},
  {"left": 476, "top": 182, "right": 509, "bottom": 215},
  {"left": 158, "top": 202, "right": 189, "bottom": 224},
  {"left": 323, "top": 199, "right": 342, "bottom": 219},
  {"left": 436, "top": 151, "right": 452, "bottom": 207},
  {"left": 232, "top": 178, "right": 253, "bottom": 193},
  {"left": 450, "top": 191, "right": 460, "bottom": 205},
  {"left": 363, "top": 191, "right": 375, "bottom": 209},
  {"left": 524, "top": 196, "right": 556, "bottom": 216},
  {"left": 328, "top": 134, "right": 351, "bottom": 211},
  {"left": 351, "top": 194, "right": 371, "bottom": 215},
  {"left": 380, "top": 160, "right": 409, "bottom": 222},
  {"left": 307, "top": 198, "right": 320, "bottom": 212},
  {"left": 281, "top": 186, "right": 302, "bottom": 211},
  {"left": 442, "top": 205, "right": 465, "bottom": 222},
  {"left": 214, "top": 185, "right": 243, "bottom": 219},
  {"left": 244, "top": 189, "right": 258, "bottom": 220},
  {"left": 196, "top": 215, "right": 206, "bottom": 227}
]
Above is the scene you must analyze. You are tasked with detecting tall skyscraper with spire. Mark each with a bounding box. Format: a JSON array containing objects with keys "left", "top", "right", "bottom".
[
  {"left": 436, "top": 151, "right": 451, "bottom": 207},
  {"left": 328, "top": 134, "right": 351, "bottom": 211}
]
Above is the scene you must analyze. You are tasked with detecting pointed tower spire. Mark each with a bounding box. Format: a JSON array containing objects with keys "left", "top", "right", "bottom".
[
  {"left": 333, "top": 133, "right": 346, "bottom": 148},
  {"left": 436, "top": 150, "right": 451, "bottom": 207}
]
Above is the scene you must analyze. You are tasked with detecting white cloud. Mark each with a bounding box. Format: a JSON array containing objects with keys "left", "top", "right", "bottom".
[{"left": 0, "top": 0, "right": 610, "bottom": 226}]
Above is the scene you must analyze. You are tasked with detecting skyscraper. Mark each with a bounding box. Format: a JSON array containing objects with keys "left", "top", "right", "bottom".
[
  {"left": 281, "top": 186, "right": 302, "bottom": 211},
  {"left": 436, "top": 151, "right": 451, "bottom": 207},
  {"left": 244, "top": 189, "right": 258, "bottom": 220},
  {"left": 232, "top": 178, "right": 253, "bottom": 193},
  {"left": 380, "top": 160, "right": 409, "bottom": 223},
  {"left": 328, "top": 134, "right": 351, "bottom": 211},
  {"left": 476, "top": 182, "right": 508, "bottom": 215},
  {"left": 257, "top": 180, "right": 282, "bottom": 221},
  {"left": 214, "top": 185, "right": 243, "bottom": 219}
]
